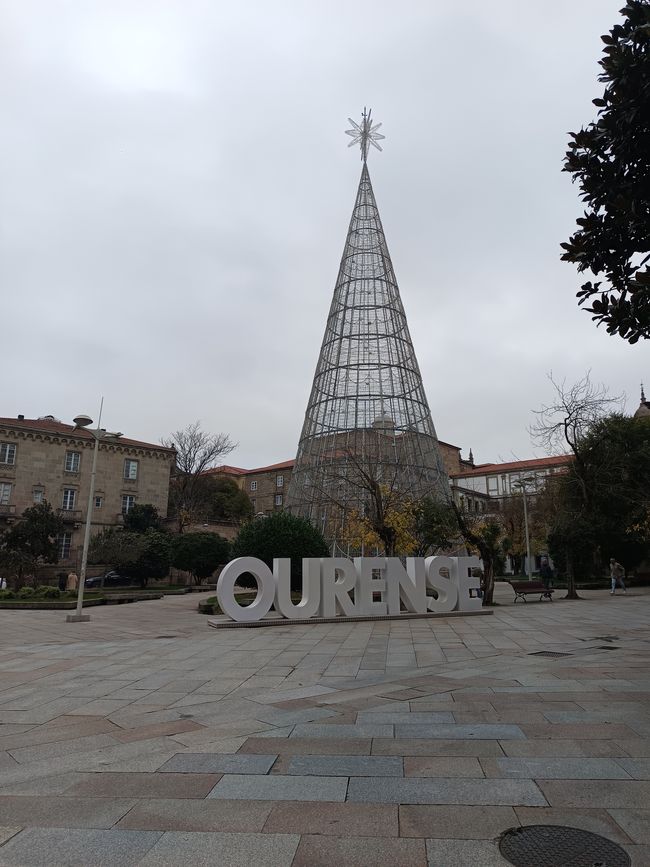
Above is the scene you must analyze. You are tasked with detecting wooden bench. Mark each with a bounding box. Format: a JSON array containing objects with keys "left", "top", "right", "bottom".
[{"left": 509, "top": 581, "right": 554, "bottom": 603}]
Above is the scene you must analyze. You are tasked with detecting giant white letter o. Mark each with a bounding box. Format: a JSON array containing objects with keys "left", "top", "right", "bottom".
[{"left": 217, "top": 557, "right": 275, "bottom": 622}]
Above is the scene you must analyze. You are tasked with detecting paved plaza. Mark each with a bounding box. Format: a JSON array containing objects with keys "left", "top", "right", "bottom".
[{"left": 0, "top": 585, "right": 649, "bottom": 866}]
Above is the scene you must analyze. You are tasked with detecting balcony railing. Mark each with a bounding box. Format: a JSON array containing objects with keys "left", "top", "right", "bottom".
[
  {"left": 0, "top": 504, "right": 16, "bottom": 516},
  {"left": 57, "top": 508, "right": 83, "bottom": 523}
]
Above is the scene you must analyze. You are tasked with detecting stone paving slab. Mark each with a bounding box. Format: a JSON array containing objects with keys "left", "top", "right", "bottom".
[
  {"left": 138, "top": 830, "right": 300, "bottom": 867},
  {"left": 355, "top": 711, "right": 455, "bottom": 724},
  {"left": 291, "top": 834, "right": 427, "bottom": 867},
  {"left": 394, "top": 723, "right": 525, "bottom": 739},
  {"left": 425, "top": 838, "right": 509, "bottom": 866},
  {"left": 286, "top": 755, "right": 403, "bottom": 777},
  {"left": 116, "top": 798, "right": 274, "bottom": 832},
  {"left": 0, "top": 827, "right": 22, "bottom": 846},
  {"left": 208, "top": 773, "right": 348, "bottom": 802},
  {"left": 64, "top": 772, "right": 221, "bottom": 799},
  {"left": 158, "top": 753, "right": 277, "bottom": 775},
  {"left": 607, "top": 809, "right": 650, "bottom": 843},
  {"left": 498, "top": 737, "right": 630, "bottom": 757},
  {"left": 263, "top": 801, "right": 399, "bottom": 837},
  {"left": 614, "top": 758, "right": 650, "bottom": 779},
  {"left": 290, "top": 723, "right": 393, "bottom": 738},
  {"left": 0, "top": 827, "right": 163, "bottom": 866},
  {"left": 404, "top": 756, "right": 484, "bottom": 778},
  {"left": 239, "top": 736, "right": 372, "bottom": 755},
  {"left": 347, "top": 776, "right": 547, "bottom": 806},
  {"left": 538, "top": 779, "right": 650, "bottom": 808},
  {"left": 399, "top": 804, "right": 517, "bottom": 838},
  {"left": 494, "top": 757, "right": 632, "bottom": 779},
  {"left": 0, "top": 795, "right": 137, "bottom": 829},
  {"left": 371, "top": 737, "right": 505, "bottom": 757}
]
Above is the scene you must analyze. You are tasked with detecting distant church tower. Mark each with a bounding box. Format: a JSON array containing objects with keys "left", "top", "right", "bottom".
[
  {"left": 286, "top": 110, "right": 449, "bottom": 552},
  {"left": 634, "top": 383, "right": 650, "bottom": 419}
]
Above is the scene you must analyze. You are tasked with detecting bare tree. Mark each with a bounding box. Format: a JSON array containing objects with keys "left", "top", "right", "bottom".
[
  {"left": 530, "top": 372, "right": 623, "bottom": 597},
  {"left": 531, "top": 372, "right": 623, "bottom": 457},
  {"left": 162, "top": 421, "right": 236, "bottom": 533}
]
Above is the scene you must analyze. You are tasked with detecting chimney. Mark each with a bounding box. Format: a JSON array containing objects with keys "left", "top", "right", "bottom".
[{"left": 18, "top": 414, "right": 24, "bottom": 420}]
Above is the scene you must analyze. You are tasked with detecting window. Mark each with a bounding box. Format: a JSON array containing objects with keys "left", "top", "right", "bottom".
[
  {"left": 250, "top": 480, "right": 257, "bottom": 491},
  {"left": 62, "top": 488, "right": 76, "bottom": 510},
  {"left": 33, "top": 490, "right": 44, "bottom": 504},
  {"left": 0, "top": 443, "right": 16, "bottom": 465},
  {"left": 251, "top": 498, "right": 256, "bottom": 511},
  {"left": 58, "top": 532, "right": 72, "bottom": 559},
  {"left": 0, "top": 482, "right": 11, "bottom": 505},
  {"left": 65, "top": 451, "right": 80, "bottom": 473},
  {"left": 274, "top": 493, "right": 283, "bottom": 507},
  {"left": 276, "top": 475, "right": 284, "bottom": 488},
  {"left": 94, "top": 496, "right": 103, "bottom": 509},
  {"left": 121, "top": 494, "right": 136, "bottom": 513},
  {"left": 123, "top": 459, "right": 138, "bottom": 480}
]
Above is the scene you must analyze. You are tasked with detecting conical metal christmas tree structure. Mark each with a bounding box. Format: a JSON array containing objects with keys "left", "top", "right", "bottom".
[{"left": 286, "top": 109, "right": 449, "bottom": 553}]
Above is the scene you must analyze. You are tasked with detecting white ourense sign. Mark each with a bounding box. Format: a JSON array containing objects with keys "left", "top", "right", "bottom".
[{"left": 216, "top": 556, "right": 482, "bottom": 623}]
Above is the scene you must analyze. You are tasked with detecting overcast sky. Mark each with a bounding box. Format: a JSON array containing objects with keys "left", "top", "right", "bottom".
[{"left": 2, "top": 0, "right": 648, "bottom": 468}]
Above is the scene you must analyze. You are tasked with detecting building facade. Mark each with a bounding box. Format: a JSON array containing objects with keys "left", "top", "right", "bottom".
[{"left": 0, "top": 416, "right": 175, "bottom": 571}]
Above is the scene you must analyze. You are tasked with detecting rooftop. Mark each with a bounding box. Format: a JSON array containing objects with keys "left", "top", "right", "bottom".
[
  {"left": 0, "top": 417, "right": 175, "bottom": 453},
  {"left": 451, "top": 453, "right": 571, "bottom": 479}
]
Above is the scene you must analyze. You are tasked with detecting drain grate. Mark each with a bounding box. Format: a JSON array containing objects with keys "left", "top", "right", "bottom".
[
  {"left": 499, "top": 825, "right": 630, "bottom": 866},
  {"left": 528, "top": 651, "right": 572, "bottom": 658}
]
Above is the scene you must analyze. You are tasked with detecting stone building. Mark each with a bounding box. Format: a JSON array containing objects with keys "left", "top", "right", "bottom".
[
  {"left": 0, "top": 415, "right": 175, "bottom": 571},
  {"left": 210, "top": 440, "right": 474, "bottom": 518}
]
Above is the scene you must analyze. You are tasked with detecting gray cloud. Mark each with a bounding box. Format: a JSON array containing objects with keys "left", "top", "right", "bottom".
[{"left": 2, "top": 0, "right": 646, "bottom": 468}]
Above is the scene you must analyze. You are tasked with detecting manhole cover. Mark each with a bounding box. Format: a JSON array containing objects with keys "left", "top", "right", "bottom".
[
  {"left": 529, "top": 651, "right": 572, "bottom": 658},
  {"left": 499, "top": 825, "right": 630, "bottom": 866}
]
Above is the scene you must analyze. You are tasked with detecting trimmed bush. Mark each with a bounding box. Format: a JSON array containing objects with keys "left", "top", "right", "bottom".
[
  {"left": 35, "top": 585, "right": 61, "bottom": 599},
  {"left": 172, "top": 532, "right": 231, "bottom": 584},
  {"left": 231, "top": 512, "right": 329, "bottom": 592}
]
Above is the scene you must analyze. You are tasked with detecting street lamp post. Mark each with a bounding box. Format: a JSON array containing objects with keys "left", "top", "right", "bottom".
[
  {"left": 512, "top": 476, "right": 535, "bottom": 580},
  {"left": 65, "top": 412, "right": 122, "bottom": 623}
]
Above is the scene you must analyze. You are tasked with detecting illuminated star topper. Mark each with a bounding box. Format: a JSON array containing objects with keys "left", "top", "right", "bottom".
[{"left": 345, "top": 107, "right": 385, "bottom": 161}]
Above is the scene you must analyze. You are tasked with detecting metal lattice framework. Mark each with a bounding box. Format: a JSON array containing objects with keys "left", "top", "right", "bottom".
[{"left": 286, "top": 109, "right": 449, "bottom": 552}]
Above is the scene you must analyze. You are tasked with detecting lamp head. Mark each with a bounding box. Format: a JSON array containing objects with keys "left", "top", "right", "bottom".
[{"left": 73, "top": 414, "right": 93, "bottom": 428}]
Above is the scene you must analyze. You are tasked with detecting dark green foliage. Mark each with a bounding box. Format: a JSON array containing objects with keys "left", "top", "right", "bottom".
[
  {"left": 207, "top": 477, "right": 254, "bottom": 523},
  {"left": 548, "top": 414, "right": 650, "bottom": 580},
  {"left": 561, "top": 1, "right": 650, "bottom": 342},
  {"left": 122, "top": 504, "right": 161, "bottom": 533},
  {"left": 412, "top": 497, "right": 458, "bottom": 556},
  {"left": 172, "top": 532, "right": 231, "bottom": 584},
  {"left": 35, "top": 585, "right": 61, "bottom": 599},
  {"left": 232, "top": 512, "right": 329, "bottom": 591},
  {"left": 129, "top": 531, "right": 172, "bottom": 586},
  {"left": 89, "top": 528, "right": 172, "bottom": 587},
  {"left": 0, "top": 502, "right": 65, "bottom": 589}
]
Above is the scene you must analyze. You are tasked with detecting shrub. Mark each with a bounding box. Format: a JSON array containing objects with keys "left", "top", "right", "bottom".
[
  {"left": 35, "top": 585, "right": 60, "bottom": 599},
  {"left": 172, "top": 532, "right": 231, "bottom": 584},
  {"left": 231, "top": 511, "right": 329, "bottom": 592},
  {"left": 0, "top": 589, "right": 15, "bottom": 600},
  {"left": 17, "top": 586, "right": 35, "bottom": 598}
]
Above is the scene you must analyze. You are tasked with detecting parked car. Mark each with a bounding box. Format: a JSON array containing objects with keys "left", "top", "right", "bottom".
[{"left": 85, "top": 571, "right": 134, "bottom": 589}]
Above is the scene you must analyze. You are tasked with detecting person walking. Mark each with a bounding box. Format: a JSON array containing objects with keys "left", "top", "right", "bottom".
[
  {"left": 66, "top": 571, "right": 79, "bottom": 592},
  {"left": 609, "top": 558, "right": 626, "bottom": 595},
  {"left": 540, "top": 558, "right": 553, "bottom": 598}
]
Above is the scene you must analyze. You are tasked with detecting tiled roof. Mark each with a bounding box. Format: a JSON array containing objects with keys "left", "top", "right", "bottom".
[
  {"left": 0, "top": 417, "right": 175, "bottom": 453},
  {"left": 451, "top": 454, "right": 571, "bottom": 479},
  {"left": 205, "top": 465, "right": 248, "bottom": 476},
  {"left": 243, "top": 459, "right": 295, "bottom": 475},
  {"left": 206, "top": 459, "right": 295, "bottom": 477}
]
